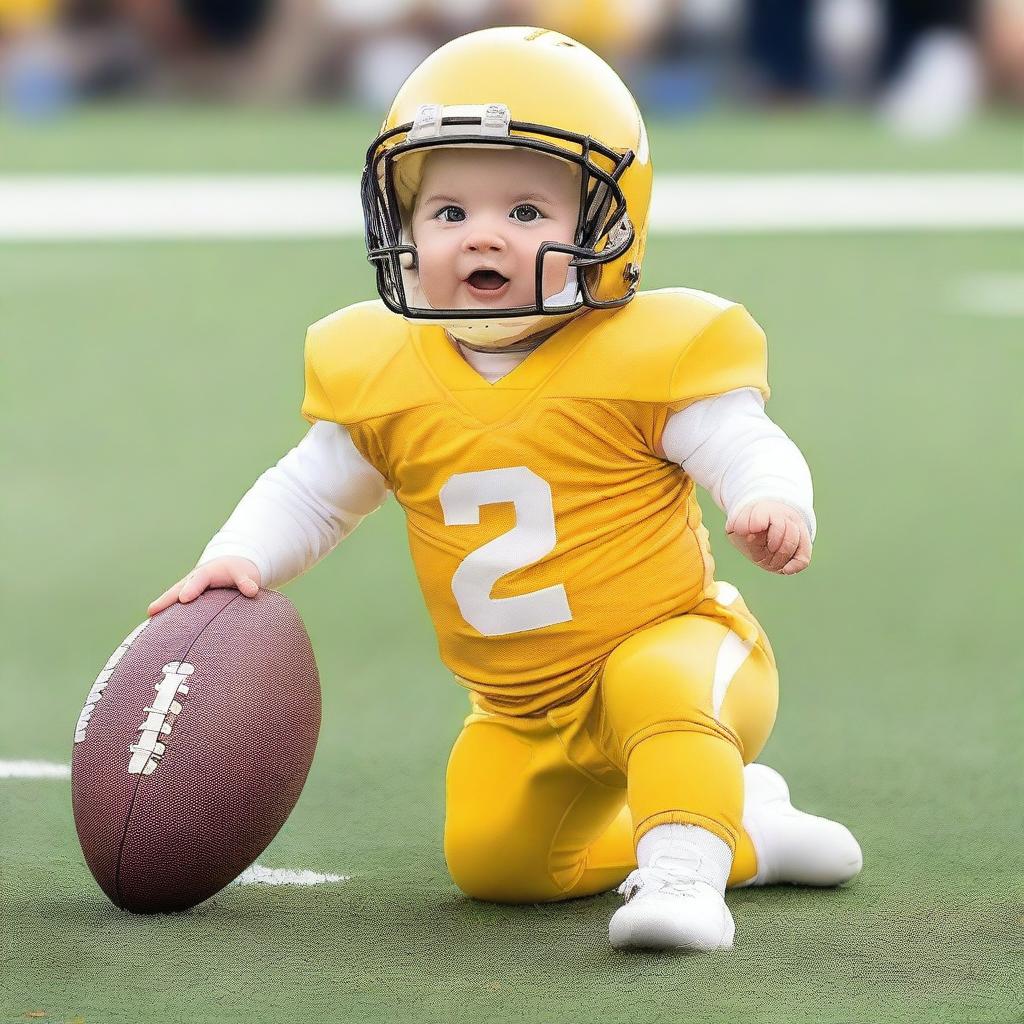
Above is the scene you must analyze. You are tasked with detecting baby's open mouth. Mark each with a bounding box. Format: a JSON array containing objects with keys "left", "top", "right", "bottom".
[{"left": 466, "top": 269, "right": 510, "bottom": 291}]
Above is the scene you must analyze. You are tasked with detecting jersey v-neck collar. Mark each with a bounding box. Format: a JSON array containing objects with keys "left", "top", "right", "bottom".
[
  {"left": 455, "top": 339, "right": 535, "bottom": 384},
  {"left": 410, "top": 311, "right": 611, "bottom": 425}
]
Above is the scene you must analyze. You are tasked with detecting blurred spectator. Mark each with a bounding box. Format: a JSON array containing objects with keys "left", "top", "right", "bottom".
[
  {"left": 879, "top": 0, "right": 975, "bottom": 76},
  {"left": 744, "top": 0, "right": 885, "bottom": 101},
  {"left": 628, "top": 0, "right": 745, "bottom": 114},
  {"left": 0, "top": 0, "right": 68, "bottom": 117},
  {"left": 981, "top": 0, "right": 1024, "bottom": 103},
  {"left": 741, "top": 0, "right": 991, "bottom": 136},
  {"left": 518, "top": 0, "right": 662, "bottom": 63},
  {"left": 0, "top": 0, "right": 57, "bottom": 32},
  {"left": 319, "top": 0, "right": 434, "bottom": 109},
  {"left": 115, "top": 0, "right": 324, "bottom": 101},
  {"left": 812, "top": 0, "right": 883, "bottom": 99},
  {"left": 745, "top": 0, "right": 815, "bottom": 98},
  {"left": 878, "top": 0, "right": 983, "bottom": 137},
  {"left": 2, "top": 0, "right": 1019, "bottom": 122}
]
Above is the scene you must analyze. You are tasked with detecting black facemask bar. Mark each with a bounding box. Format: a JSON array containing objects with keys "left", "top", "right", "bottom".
[{"left": 360, "top": 116, "right": 639, "bottom": 320}]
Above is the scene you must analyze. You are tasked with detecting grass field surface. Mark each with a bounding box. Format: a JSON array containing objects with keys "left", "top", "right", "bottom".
[
  {"left": 2, "top": 107, "right": 1021, "bottom": 1024},
  {"left": 1, "top": 105, "right": 1022, "bottom": 174}
]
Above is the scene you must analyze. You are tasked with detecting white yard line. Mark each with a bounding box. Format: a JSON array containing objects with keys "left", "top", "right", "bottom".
[
  {"left": 0, "top": 760, "right": 71, "bottom": 778},
  {"left": 954, "top": 273, "right": 1024, "bottom": 316},
  {"left": 0, "top": 173, "right": 1021, "bottom": 240},
  {"left": 654, "top": 174, "right": 1024, "bottom": 232},
  {"left": 231, "top": 863, "right": 350, "bottom": 887},
  {"left": 0, "top": 764, "right": 349, "bottom": 886}
]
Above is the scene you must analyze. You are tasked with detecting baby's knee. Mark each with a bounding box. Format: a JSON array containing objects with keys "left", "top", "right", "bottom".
[
  {"left": 444, "top": 825, "right": 566, "bottom": 904},
  {"left": 601, "top": 620, "right": 721, "bottom": 739}
]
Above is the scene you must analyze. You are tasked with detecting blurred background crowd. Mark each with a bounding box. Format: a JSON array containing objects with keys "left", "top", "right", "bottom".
[{"left": 0, "top": 0, "right": 1022, "bottom": 137}]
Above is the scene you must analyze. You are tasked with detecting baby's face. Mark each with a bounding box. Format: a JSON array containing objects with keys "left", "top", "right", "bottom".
[{"left": 410, "top": 148, "right": 580, "bottom": 329}]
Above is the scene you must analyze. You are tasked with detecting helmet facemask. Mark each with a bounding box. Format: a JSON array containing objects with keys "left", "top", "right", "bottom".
[{"left": 361, "top": 103, "right": 639, "bottom": 345}]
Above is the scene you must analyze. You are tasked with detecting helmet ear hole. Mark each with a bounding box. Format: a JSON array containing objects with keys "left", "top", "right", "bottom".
[{"left": 399, "top": 251, "right": 417, "bottom": 270}]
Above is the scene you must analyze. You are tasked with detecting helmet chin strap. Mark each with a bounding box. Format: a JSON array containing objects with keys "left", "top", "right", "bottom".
[
  {"left": 416, "top": 267, "right": 583, "bottom": 348},
  {"left": 454, "top": 319, "right": 572, "bottom": 353}
]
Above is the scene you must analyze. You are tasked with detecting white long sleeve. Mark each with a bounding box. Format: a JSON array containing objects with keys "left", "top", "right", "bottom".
[
  {"left": 661, "top": 388, "right": 816, "bottom": 540},
  {"left": 197, "top": 420, "right": 389, "bottom": 588}
]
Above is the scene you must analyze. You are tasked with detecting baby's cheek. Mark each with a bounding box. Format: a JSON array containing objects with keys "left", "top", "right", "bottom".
[
  {"left": 542, "top": 250, "right": 573, "bottom": 295},
  {"left": 418, "top": 258, "right": 453, "bottom": 306}
]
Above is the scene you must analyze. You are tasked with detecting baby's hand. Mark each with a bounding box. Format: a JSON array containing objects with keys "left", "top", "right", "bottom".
[
  {"left": 725, "top": 500, "right": 811, "bottom": 575},
  {"left": 147, "top": 557, "right": 261, "bottom": 617}
]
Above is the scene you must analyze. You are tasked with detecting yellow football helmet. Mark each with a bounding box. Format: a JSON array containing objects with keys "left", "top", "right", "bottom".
[{"left": 360, "top": 26, "right": 653, "bottom": 341}]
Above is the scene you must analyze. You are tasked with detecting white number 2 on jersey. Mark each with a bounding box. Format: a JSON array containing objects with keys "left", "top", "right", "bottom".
[{"left": 439, "top": 467, "right": 573, "bottom": 637}]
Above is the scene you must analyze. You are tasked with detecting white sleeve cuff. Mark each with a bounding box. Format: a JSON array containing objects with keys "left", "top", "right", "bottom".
[
  {"left": 661, "top": 388, "right": 816, "bottom": 541},
  {"left": 196, "top": 420, "right": 389, "bottom": 588}
]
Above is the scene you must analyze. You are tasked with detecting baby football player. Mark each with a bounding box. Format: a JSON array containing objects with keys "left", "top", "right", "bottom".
[{"left": 150, "top": 27, "right": 862, "bottom": 952}]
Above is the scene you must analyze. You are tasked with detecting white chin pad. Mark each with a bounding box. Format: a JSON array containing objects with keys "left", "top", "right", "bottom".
[{"left": 440, "top": 267, "right": 583, "bottom": 345}]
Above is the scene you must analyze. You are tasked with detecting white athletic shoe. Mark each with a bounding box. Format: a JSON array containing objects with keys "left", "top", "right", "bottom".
[
  {"left": 739, "top": 763, "right": 863, "bottom": 887},
  {"left": 608, "top": 842, "right": 735, "bottom": 952}
]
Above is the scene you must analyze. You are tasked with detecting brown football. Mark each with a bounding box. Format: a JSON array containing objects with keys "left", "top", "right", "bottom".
[{"left": 71, "top": 588, "right": 321, "bottom": 913}]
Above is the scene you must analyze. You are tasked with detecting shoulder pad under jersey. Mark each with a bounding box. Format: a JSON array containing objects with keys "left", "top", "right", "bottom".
[
  {"left": 547, "top": 288, "right": 770, "bottom": 405},
  {"left": 301, "top": 300, "right": 442, "bottom": 425}
]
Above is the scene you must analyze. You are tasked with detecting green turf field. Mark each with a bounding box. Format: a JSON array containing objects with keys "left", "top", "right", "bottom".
[
  {"left": 1, "top": 104, "right": 1022, "bottom": 173},
  {"left": 2, "top": 106, "right": 1022, "bottom": 1024}
]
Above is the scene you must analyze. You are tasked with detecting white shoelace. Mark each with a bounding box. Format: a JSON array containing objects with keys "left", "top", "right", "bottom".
[
  {"left": 617, "top": 838, "right": 725, "bottom": 903},
  {"left": 617, "top": 866, "right": 707, "bottom": 903}
]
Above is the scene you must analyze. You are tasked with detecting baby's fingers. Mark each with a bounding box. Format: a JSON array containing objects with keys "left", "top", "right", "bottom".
[
  {"left": 147, "top": 580, "right": 186, "bottom": 617},
  {"left": 744, "top": 502, "right": 772, "bottom": 540},
  {"left": 147, "top": 563, "right": 258, "bottom": 618},
  {"left": 765, "top": 517, "right": 800, "bottom": 572},
  {"left": 178, "top": 568, "right": 215, "bottom": 604},
  {"left": 765, "top": 514, "right": 788, "bottom": 554},
  {"left": 727, "top": 502, "right": 768, "bottom": 538},
  {"left": 235, "top": 572, "right": 259, "bottom": 598},
  {"left": 780, "top": 530, "right": 813, "bottom": 575},
  {"left": 780, "top": 553, "right": 811, "bottom": 575},
  {"left": 725, "top": 505, "right": 750, "bottom": 536}
]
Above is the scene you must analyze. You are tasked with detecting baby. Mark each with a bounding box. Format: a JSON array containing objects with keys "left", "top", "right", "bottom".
[{"left": 150, "top": 27, "right": 861, "bottom": 952}]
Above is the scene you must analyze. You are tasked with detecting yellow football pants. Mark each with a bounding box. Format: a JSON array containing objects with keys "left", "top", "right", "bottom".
[{"left": 444, "top": 592, "right": 778, "bottom": 903}]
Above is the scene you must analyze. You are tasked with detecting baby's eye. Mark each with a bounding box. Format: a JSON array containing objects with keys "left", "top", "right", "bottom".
[
  {"left": 510, "top": 204, "right": 543, "bottom": 223},
  {"left": 435, "top": 205, "right": 466, "bottom": 223}
]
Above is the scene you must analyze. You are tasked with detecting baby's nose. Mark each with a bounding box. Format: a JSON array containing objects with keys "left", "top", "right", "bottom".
[{"left": 462, "top": 230, "right": 506, "bottom": 253}]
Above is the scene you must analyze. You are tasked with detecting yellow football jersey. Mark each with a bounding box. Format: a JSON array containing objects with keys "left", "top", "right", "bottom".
[{"left": 302, "top": 289, "right": 770, "bottom": 716}]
